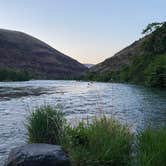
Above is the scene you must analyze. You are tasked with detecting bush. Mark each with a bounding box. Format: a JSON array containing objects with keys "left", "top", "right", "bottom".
[
  {"left": 26, "top": 105, "right": 66, "bottom": 144},
  {"left": 137, "top": 128, "right": 166, "bottom": 166},
  {"left": 145, "top": 54, "right": 166, "bottom": 88},
  {"left": 26, "top": 105, "right": 166, "bottom": 165},
  {"left": 63, "top": 116, "right": 133, "bottom": 166},
  {"left": 0, "top": 68, "right": 32, "bottom": 81}
]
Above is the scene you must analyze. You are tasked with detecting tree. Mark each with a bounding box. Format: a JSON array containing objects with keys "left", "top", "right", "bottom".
[{"left": 142, "top": 22, "right": 164, "bottom": 35}]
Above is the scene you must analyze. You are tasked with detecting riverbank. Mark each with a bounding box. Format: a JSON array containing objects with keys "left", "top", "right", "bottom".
[
  {"left": 23, "top": 105, "right": 166, "bottom": 165},
  {"left": 0, "top": 80, "right": 165, "bottom": 165}
]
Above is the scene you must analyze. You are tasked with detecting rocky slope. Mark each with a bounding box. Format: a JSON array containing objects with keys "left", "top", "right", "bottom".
[{"left": 0, "top": 29, "right": 87, "bottom": 79}]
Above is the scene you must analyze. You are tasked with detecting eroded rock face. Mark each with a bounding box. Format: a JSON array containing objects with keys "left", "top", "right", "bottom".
[{"left": 5, "top": 144, "right": 71, "bottom": 166}]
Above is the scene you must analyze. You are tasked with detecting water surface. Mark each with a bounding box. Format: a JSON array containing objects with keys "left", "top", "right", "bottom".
[{"left": 0, "top": 80, "right": 166, "bottom": 164}]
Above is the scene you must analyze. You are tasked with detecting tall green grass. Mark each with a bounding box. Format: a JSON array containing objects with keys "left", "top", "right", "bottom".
[
  {"left": 137, "top": 127, "right": 166, "bottom": 166},
  {"left": 26, "top": 105, "right": 66, "bottom": 144},
  {"left": 26, "top": 105, "right": 166, "bottom": 165},
  {"left": 63, "top": 116, "right": 133, "bottom": 166},
  {"left": 26, "top": 106, "right": 133, "bottom": 166}
]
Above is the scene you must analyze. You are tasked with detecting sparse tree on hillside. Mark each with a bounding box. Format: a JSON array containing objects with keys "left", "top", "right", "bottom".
[{"left": 142, "top": 22, "right": 164, "bottom": 35}]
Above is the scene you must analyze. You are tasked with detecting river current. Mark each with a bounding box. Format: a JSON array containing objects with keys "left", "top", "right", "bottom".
[{"left": 0, "top": 80, "right": 166, "bottom": 164}]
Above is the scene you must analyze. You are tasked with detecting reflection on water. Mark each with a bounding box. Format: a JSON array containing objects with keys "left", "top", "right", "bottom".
[{"left": 0, "top": 80, "right": 166, "bottom": 164}]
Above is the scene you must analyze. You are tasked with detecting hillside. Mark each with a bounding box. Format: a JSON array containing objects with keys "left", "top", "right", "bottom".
[
  {"left": 87, "top": 23, "right": 166, "bottom": 88},
  {"left": 84, "top": 64, "right": 94, "bottom": 68},
  {"left": 0, "top": 29, "right": 87, "bottom": 80}
]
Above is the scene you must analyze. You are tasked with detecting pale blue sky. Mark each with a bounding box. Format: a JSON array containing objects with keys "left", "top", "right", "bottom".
[{"left": 0, "top": 0, "right": 165, "bottom": 64}]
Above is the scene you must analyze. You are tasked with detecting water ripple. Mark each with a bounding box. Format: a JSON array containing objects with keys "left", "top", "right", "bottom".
[{"left": 0, "top": 80, "right": 166, "bottom": 164}]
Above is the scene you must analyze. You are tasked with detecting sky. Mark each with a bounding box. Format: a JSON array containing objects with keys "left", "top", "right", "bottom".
[{"left": 0, "top": 0, "right": 165, "bottom": 64}]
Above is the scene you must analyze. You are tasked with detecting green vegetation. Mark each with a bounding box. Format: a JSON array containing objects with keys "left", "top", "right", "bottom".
[
  {"left": 0, "top": 68, "right": 32, "bottom": 81},
  {"left": 63, "top": 116, "right": 133, "bottom": 166},
  {"left": 84, "top": 54, "right": 166, "bottom": 88},
  {"left": 26, "top": 105, "right": 166, "bottom": 165},
  {"left": 144, "top": 55, "right": 166, "bottom": 87},
  {"left": 84, "top": 23, "right": 166, "bottom": 88},
  {"left": 116, "top": 53, "right": 166, "bottom": 87},
  {"left": 26, "top": 105, "right": 66, "bottom": 144},
  {"left": 26, "top": 105, "right": 133, "bottom": 166},
  {"left": 137, "top": 128, "right": 166, "bottom": 166},
  {"left": 0, "top": 68, "right": 84, "bottom": 81},
  {"left": 142, "top": 22, "right": 164, "bottom": 35}
]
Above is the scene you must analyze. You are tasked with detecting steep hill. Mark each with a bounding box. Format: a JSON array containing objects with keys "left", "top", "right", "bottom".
[
  {"left": 90, "top": 37, "right": 147, "bottom": 73},
  {"left": 0, "top": 29, "right": 87, "bottom": 80},
  {"left": 87, "top": 23, "right": 166, "bottom": 88}
]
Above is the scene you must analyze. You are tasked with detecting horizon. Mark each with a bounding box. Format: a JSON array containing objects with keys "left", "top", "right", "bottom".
[{"left": 0, "top": 0, "right": 165, "bottom": 64}]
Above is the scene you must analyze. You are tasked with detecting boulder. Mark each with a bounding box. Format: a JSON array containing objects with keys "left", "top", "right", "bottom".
[{"left": 5, "top": 144, "right": 71, "bottom": 166}]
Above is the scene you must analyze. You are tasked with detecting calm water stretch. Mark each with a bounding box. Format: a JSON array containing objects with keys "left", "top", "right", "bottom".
[{"left": 0, "top": 80, "right": 166, "bottom": 164}]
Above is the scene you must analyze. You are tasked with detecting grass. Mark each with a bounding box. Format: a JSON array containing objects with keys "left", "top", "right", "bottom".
[
  {"left": 137, "top": 127, "right": 166, "bottom": 166},
  {"left": 25, "top": 105, "right": 166, "bottom": 166},
  {"left": 26, "top": 105, "right": 66, "bottom": 144},
  {"left": 26, "top": 106, "right": 133, "bottom": 165},
  {"left": 63, "top": 116, "right": 133, "bottom": 166}
]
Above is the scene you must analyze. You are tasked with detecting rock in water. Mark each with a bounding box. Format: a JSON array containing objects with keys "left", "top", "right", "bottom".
[{"left": 5, "top": 144, "right": 71, "bottom": 166}]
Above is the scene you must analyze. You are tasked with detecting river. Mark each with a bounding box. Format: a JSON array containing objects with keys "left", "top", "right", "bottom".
[{"left": 0, "top": 80, "right": 166, "bottom": 164}]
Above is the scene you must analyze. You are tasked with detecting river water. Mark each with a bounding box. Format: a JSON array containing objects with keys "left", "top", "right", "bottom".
[{"left": 0, "top": 80, "right": 166, "bottom": 164}]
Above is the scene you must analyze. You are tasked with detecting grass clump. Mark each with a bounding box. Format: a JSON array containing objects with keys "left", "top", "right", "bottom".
[
  {"left": 26, "top": 106, "right": 133, "bottom": 165},
  {"left": 137, "top": 127, "right": 166, "bottom": 166},
  {"left": 63, "top": 116, "right": 133, "bottom": 166},
  {"left": 25, "top": 105, "right": 166, "bottom": 165},
  {"left": 26, "top": 105, "right": 66, "bottom": 144}
]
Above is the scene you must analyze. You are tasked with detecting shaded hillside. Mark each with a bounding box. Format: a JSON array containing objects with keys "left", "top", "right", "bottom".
[
  {"left": 87, "top": 23, "right": 166, "bottom": 88},
  {"left": 84, "top": 64, "right": 94, "bottom": 68},
  {"left": 0, "top": 29, "right": 87, "bottom": 80},
  {"left": 90, "top": 37, "right": 147, "bottom": 73}
]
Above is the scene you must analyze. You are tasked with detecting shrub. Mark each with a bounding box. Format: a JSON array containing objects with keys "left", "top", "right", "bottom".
[
  {"left": 26, "top": 105, "right": 66, "bottom": 144},
  {"left": 63, "top": 116, "right": 133, "bottom": 166},
  {"left": 137, "top": 127, "right": 166, "bottom": 166},
  {"left": 0, "top": 68, "right": 32, "bottom": 81},
  {"left": 145, "top": 54, "right": 166, "bottom": 88}
]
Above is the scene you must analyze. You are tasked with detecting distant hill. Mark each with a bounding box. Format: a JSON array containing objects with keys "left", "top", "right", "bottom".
[
  {"left": 0, "top": 29, "right": 87, "bottom": 80},
  {"left": 84, "top": 64, "right": 94, "bottom": 68},
  {"left": 86, "top": 23, "right": 166, "bottom": 88}
]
